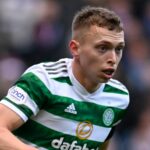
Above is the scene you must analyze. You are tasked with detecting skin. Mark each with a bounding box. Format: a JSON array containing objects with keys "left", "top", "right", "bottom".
[
  {"left": 101, "top": 140, "right": 110, "bottom": 150},
  {"left": 70, "top": 25, "right": 125, "bottom": 93},
  {"left": 0, "top": 104, "right": 38, "bottom": 150},
  {"left": 0, "top": 25, "right": 124, "bottom": 150}
]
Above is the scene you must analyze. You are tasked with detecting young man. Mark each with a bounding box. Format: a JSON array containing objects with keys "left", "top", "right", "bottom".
[{"left": 0, "top": 6, "right": 129, "bottom": 150}]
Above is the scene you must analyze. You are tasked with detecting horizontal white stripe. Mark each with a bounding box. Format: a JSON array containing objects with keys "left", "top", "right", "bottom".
[
  {"left": 100, "top": 93, "right": 129, "bottom": 109},
  {"left": 0, "top": 100, "right": 28, "bottom": 122},
  {"left": 32, "top": 110, "right": 111, "bottom": 142},
  {"left": 49, "top": 81, "right": 129, "bottom": 109}
]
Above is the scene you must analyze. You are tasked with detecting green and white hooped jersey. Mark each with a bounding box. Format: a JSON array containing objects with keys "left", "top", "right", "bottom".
[{"left": 0, "top": 58, "right": 129, "bottom": 150}]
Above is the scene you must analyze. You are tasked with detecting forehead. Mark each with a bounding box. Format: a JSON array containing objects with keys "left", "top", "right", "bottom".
[{"left": 85, "top": 26, "right": 125, "bottom": 45}]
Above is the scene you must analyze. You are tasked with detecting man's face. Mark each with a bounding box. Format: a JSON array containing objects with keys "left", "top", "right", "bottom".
[{"left": 71, "top": 25, "right": 125, "bottom": 84}]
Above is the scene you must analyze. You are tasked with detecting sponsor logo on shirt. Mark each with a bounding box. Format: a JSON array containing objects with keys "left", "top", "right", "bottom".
[
  {"left": 76, "top": 121, "right": 93, "bottom": 140},
  {"left": 64, "top": 103, "right": 77, "bottom": 114},
  {"left": 51, "top": 137, "right": 98, "bottom": 150},
  {"left": 8, "top": 86, "right": 27, "bottom": 104}
]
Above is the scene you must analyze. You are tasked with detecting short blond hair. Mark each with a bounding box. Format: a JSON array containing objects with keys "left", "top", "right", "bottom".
[{"left": 72, "top": 6, "right": 123, "bottom": 34}]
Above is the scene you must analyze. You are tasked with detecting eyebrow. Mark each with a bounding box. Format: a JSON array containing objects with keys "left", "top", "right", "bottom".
[
  {"left": 96, "top": 40, "right": 125, "bottom": 47},
  {"left": 117, "top": 42, "right": 125, "bottom": 47}
]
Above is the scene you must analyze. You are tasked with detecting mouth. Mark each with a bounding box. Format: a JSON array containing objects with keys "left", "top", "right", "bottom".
[{"left": 102, "top": 68, "right": 115, "bottom": 78}]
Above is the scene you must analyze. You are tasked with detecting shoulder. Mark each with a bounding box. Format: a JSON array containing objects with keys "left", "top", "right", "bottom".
[
  {"left": 19, "top": 58, "right": 72, "bottom": 88},
  {"left": 103, "top": 78, "right": 130, "bottom": 109},
  {"left": 106, "top": 78, "right": 129, "bottom": 95},
  {"left": 24, "top": 58, "right": 72, "bottom": 78}
]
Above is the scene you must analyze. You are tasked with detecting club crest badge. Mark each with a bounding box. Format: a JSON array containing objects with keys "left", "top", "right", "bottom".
[{"left": 103, "top": 108, "right": 114, "bottom": 126}]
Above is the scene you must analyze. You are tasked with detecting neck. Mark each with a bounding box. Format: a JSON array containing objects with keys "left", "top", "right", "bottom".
[{"left": 72, "top": 59, "right": 102, "bottom": 93}]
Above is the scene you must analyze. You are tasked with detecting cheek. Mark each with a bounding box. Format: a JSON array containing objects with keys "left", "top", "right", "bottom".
[
  {"left": 117, "top": 54, "right": 122, "bottom": 64},
  {"left": 79, "top": 53, "right": 92, "bottom": 69},
  {"left": 79, "top": 47, "right": 101, "bottom": 67},
  {"left": 81, "top": 52, "right": 96, "bottom": 63},
  {"left": 83, "top": 54, "right": 101, "bottom": 69}
]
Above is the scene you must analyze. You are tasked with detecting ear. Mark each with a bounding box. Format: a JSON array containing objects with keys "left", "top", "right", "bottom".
[{"left": 69, "top": 40, "right": 80, "bottom": 58}]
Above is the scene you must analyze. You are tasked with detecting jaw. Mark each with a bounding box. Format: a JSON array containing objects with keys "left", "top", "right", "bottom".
[{"left": 72, "top": 60, "right": 104, "bottom": 92}]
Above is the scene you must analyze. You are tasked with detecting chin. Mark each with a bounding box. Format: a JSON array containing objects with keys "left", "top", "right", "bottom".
[{"left": 99, "top": 78, "right": 110, "bottom": 83}]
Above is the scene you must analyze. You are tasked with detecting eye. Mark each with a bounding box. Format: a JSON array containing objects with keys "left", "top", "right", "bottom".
[
  {"left": 96, "top": 45, "right": 110, "bottom": 53},
  {"left": 115, "top": 46, "right": 123, "bottom": 54}
]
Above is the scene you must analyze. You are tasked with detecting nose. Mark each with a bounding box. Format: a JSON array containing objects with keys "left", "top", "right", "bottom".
[{"left": 107, "top": 50, "right": 117, "bottom": 65}]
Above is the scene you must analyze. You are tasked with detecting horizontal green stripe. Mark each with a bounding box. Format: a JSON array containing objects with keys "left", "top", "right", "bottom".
[
  {"left": 13, "top": 120, "right": 101, "bottom": 149},
  {"left": 103, "top": 84, "right": 128, "bottom": 95},
  {"left": 4, "top": 97, "right": 33, "bottom": 118},
  {"left": 45, "top": 95, "right": 126, "bottom": 127}
]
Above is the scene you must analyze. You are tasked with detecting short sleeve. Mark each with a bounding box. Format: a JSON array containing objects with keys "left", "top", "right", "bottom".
[{"left": 0, "top": 63, "right": 51, "bottom": 122}]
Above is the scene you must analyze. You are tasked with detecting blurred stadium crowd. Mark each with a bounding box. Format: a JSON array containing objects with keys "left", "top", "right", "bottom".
[{"left": 0, "top": 0, "right": 150, "bottom": 149}]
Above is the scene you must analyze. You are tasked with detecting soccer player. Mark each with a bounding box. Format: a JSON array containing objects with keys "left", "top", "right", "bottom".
[{"left": 0, "top": 6, "right": 129, "bottom": 150}]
